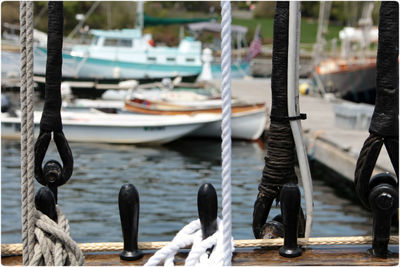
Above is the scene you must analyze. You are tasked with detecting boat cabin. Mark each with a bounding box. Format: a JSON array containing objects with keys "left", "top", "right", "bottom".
[{"left": 70, "top": 29, "right": 202, "bottom": 67}]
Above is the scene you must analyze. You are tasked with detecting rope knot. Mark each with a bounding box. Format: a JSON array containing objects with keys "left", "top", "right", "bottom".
[{"left": 29, "top": 206, "right": 84, "bottom": 266}]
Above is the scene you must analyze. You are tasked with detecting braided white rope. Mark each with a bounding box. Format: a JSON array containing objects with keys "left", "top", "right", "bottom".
[
  {"left": 19, "top": 1, "right": 36, "bottom": 264},
  {"left": 19, "top": 2, "right": 28, "bottom": 264},
  {"left": 26, "top": 2, "right": 36, "bottom": 262},
  {"left": 220, "top": 1, "right": 233, "bottom": 266},
  {"left": 19, "top": 1, "right": 27, "bottom": 263},
  {"left": 145, "top": 219, "right": 233, "bottom": 266},
  {"left": 29, "top": 207, "right": 85, "bottom": 266}
]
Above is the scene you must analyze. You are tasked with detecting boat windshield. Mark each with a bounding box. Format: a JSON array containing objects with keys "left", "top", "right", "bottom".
[
  {"left": 104, "top": 38, "right": 132, "bottom": 48},
  {"left": 91, "top": 36, "right": 99, "bottom": 46}
]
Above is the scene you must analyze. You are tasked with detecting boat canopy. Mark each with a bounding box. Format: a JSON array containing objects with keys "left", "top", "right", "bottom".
[
  {"left": 143, "top": 14, "right": 214, "bottom": 27},
  {"left": 187, "top": 22, "right": 248, "bottom": 35},
  {"left": 89, "top": 29, "right": 142, "bottom": 39}
]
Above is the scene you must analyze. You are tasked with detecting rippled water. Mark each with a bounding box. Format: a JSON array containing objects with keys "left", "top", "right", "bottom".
[{"left": 2, "top": 138, "right": 376, "bottom": 244}]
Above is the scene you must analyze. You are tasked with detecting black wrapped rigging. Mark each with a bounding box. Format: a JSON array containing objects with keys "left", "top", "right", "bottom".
[
  {"left": 34, "top": 2, "right": 73, "bottom": 191},
  {"left": 252, "top": 1, "right": 304, "bottom": 239},
  {"left": 354, "top": 1, "right": 399, "bottom": 209}
]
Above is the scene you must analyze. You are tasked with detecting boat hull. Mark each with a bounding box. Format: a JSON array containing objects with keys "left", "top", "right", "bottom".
[
  {"left": 190, "top": 108, "right": 267, "bottom": 140},
  {"left": 35, "top": 46, "right": 202, "bottom": 80},
  {"left": 315, "top": 59, "right": 376, "bottom": 103},
  {"left": 1, "top": 112, "right": 217, "bottom": 144}
]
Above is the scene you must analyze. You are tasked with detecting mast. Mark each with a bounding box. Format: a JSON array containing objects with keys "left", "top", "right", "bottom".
[
  {"left": 313, "top": 1, "right": 332, "bottom": 66},
  {"left": 136, "top": 1, "right": 144, "bottom": 31}
]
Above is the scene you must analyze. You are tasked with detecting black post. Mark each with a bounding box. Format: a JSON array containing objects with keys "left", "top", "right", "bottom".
[
  {"left": 279, "top": 183, "right": 302, "bottom": 258},
  {"left": 35, "top": 187, "right": 58, "bottom": 222},
  {"left": 198, "top": 183, "right": 218, "bottom": 239},
  {"left": 198, "top": 183, "right": 218, "bottom": 256},
  {"left": 368, "top": 173, "right": 398, "bottom": 258},
  {"left": 119, "top": 184, "right": 143, "bottom": 261}
]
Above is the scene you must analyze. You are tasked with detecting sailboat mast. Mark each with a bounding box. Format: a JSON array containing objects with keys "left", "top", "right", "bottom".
[{"left": 136, "top": 1, "right": 144, "bottom": 31}]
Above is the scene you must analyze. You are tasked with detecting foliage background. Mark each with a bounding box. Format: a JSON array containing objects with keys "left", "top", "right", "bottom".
[{"left": 1, "top": 1, "right": 381, "bottom": 46}]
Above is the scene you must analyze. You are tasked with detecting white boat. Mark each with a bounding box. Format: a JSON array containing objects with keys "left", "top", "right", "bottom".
[
  {"left": 60, "top": 80, "right": 267, "bottom": 140},
  {"left": 1, "top": 110, "right": 219, "bottom": 144},
  {"left": 35, "top": 29, "right": 202, "bottom": 80},
  {"left": 62, "top": 99, "right": 267, "bottom": 140},
  {"left": 190, "top": 107, "right": 267, "bottom": 140}
]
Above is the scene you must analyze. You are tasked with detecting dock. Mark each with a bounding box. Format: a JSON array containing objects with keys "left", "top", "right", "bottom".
[{"left": 214, "top": 78, "right": 393, "bottom": 182}]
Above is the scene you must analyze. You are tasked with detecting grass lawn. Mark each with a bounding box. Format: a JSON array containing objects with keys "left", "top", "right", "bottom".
[{"left": 232, "top": 17, "right": 343, "bottom": 45}]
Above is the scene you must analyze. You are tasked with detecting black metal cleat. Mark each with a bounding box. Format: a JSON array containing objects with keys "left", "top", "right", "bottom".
[
  {"left": 197, "top": 183, "right": 218, "bottom": 256},
  {"left": 279, "top": 183, "right": 302, "bottom": 258},
  {"left": 35, "top": 186, "right": 58, "bottom": 222},
  {"left": 368, "top": 173, "right": 398, "bottom": 258},
  {"left": 119, "top": 184, "right": 143, "bottom": 261}
]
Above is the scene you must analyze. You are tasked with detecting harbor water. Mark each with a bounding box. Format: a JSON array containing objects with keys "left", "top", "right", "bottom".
[{"left": 2, "top": 138, "right": 379, "bottom": 244}]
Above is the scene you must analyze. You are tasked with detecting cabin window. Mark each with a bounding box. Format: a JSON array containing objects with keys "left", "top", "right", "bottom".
[
  {"left": 91, "top": 36, "right": 99, "bottom": 46},
  {"left": 186, "top": 58, "right": 195, "bottom": 62},
  {"left": 104, "top": 38, "right": 132, "bottom": 47},
  {"left": 147, "top": 57, "right": 156, "bottom": 61},
  {"left": 104, "top": 38, "right": 118, "bottom": 47},
  {"left": 166, "top": 57, "right": 176, "bottom": 62},
  {"left": 119, "top": 39, "right": 132, "bottom": 47}
]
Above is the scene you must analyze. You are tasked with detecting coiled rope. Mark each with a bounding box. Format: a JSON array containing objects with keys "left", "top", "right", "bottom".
[
  {"left": 143, "top": 2, "right": 234, "bottom": 265},
  {"left": 19, "top": 2, "right": 35, "bottom": 265},
  {"left": 145, "top": 219, "right": 233, "bottom": 266},
  {"left": 2, "top": 236, "right": 398, "bottom": 256},
  {"left": 29, "top": 207, "right": 84, "bottom": 266}
]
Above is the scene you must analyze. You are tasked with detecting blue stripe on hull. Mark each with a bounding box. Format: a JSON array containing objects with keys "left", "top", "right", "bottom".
[{"left": 35, "top": 46, "right": 202, "bottom": 79}]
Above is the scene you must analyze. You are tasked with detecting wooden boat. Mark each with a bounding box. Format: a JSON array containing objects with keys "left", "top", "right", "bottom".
[
  {"left": 125, "top": 97, "right": 266, "bottom": 115},
  {"left": 63, "top": 80, "right": 267, "bottom": 140},
  {"left": 124, "top": 81, "right": 266, "bottom": 116},
  {"left": 314, "top": 57, "right": 376, "bottom": 103},
  {"left": 190, "top": 107, "right": 267, "bottom": 140},
  {"left": 312, "top": 3, "right": 378, "bottom": 104},
  {"left": 61, "top": 101, "right": 267, "bottom": 140},
  {"left": 1, "top": 110, "right": 220, "bottom": 144}
]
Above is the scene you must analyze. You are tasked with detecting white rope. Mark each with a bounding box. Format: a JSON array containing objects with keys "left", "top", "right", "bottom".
[
  {"left": 220, "top": 1, "right": 233, "bottom": 265},
  {"left": 19, "top": 1, "right": 36, "bottom": 264},
  {"left": 144, "top": 218, "right": 234, "bottom": 266},
  {"left": 29, "top": 206, "right": 85, "bottom": 266},
  {"left": 287, "top": 1, "right": 314, "bottom": 239}
]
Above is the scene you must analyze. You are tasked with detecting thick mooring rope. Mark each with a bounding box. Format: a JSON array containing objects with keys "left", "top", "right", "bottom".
[
  {"left": 19, "top": 2, "right": 36, "bottom": 265},
  {"left": 2, "top": 236, "right": 398, "bottom": 256},
  {"left": 220, "top": 1, "right": 233, "bottom": 265},
  {"left": 144, "top": 219, "right": 233, "bottom": 266}
]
